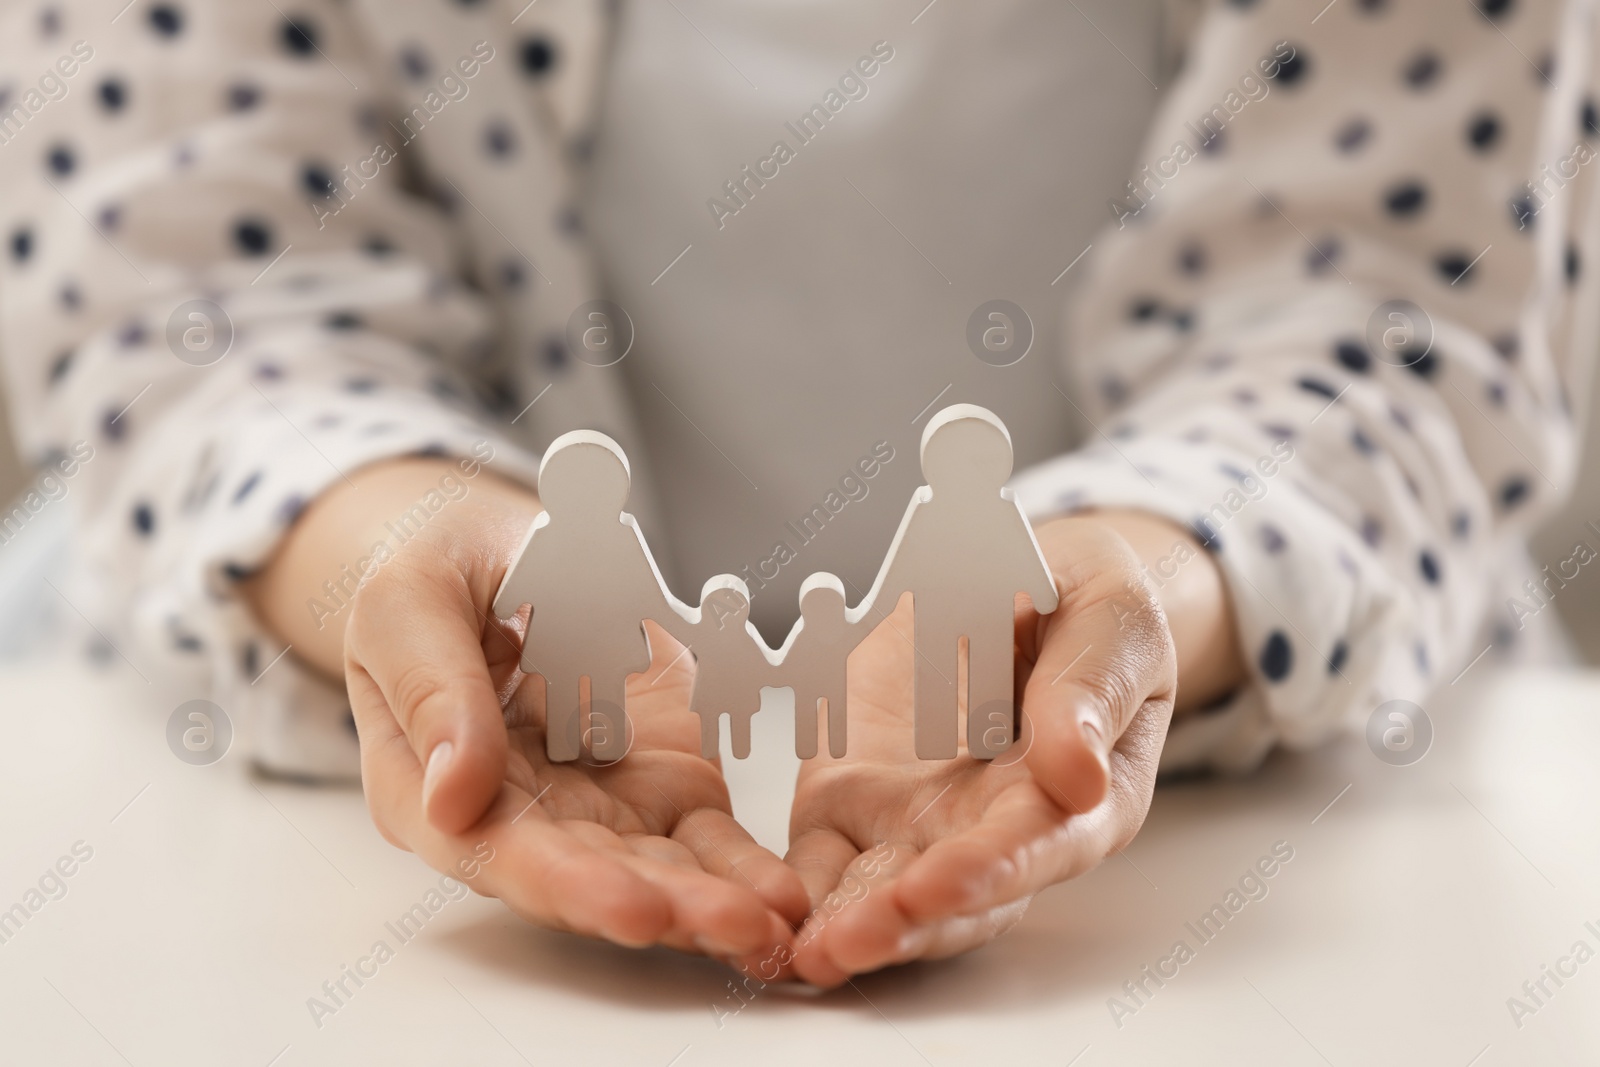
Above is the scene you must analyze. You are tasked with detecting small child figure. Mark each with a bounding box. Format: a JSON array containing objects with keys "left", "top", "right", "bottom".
[
  {"left": 776, "top": 573, "right": 870, "bottom": 759},
  {"left": 680, "top": 576, "right": 780, "bottom": 759}
]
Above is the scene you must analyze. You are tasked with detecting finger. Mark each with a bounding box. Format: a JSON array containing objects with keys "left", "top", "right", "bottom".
[
  {"left": 347, "top": 558, "right": 508, "bottom": 835},
  {"left": 361, "top": 730, "right": 673, "bottom": 946},
  {"left": 787, "top": 844, "right": 917, "bottom": 988},
  {"left": 1019, "top": 577, "right": 1175, "bottom": 815},
  {"left": 556, "top": 819, "right": 789, "bottom": 957},
  {"left": 892, "top": 786, "right": 1101, "bottom": 923},
  {"left": 784, "top": 827, "right": 866, "bottom": 911},
  {"left": 672, "top": 809, "right": 812, "bottom": 925}
]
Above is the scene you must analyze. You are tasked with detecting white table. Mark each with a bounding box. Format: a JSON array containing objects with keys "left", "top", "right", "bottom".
[{"left": 0, "top": 659, "right": 1596, "bottom": 1066}]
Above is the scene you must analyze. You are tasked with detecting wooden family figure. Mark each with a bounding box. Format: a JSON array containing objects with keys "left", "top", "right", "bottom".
[{"left": 492, "top": 404, "right": 1060, "bottom": 763}]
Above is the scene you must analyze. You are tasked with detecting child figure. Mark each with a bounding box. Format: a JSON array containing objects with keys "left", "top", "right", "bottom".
[
  {"left": 680, "top": 575, "right": 780, "bottom": 759},
  {"left": 776, "top": 573, "right": 870, "bottom": 759}
]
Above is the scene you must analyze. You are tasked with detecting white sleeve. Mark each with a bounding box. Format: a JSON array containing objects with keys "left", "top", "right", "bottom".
[
  {"left": 1013, "top": 0, "right": 1596, "bottom": 772},
  {"left": 0, "top": 1, "right": 542, "bottom": 776}
]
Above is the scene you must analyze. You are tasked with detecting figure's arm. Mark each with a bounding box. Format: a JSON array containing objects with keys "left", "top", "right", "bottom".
[
  {"left": 848, "top": 489, "right": 927, "bottom": 625},
  {"left": 1004, "top": 493, "right": 1060, "bottom": 615},
  {"left": 492, "top": 511, "right": 550, "bottom": 620}
]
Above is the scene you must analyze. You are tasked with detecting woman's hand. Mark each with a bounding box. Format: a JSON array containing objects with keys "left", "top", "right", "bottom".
[
  {"left": 247, "top": 458, "right": 809, "bottom": 960},
  {"left": 778, "top": 512, "right": 1239, "bottom": 986}
]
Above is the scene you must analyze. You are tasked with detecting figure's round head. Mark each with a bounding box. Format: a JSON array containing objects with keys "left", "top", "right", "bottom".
[
  {"left": 700, "top": 575, "right": 752, "bottom": 629},
  {"left": 538, "top": 430, "right": 631, "bottom": 518},
  {"left": 798, "top": 572, "right": 847, "bottom": 621},
  {"left": 920, "top": 404, "right": 1013, "bottom": 495}
]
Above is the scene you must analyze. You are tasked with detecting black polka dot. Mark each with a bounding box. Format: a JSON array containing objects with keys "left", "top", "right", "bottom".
[
  {"left": 484, "top": 120, "right": 516, "bottom": 158},
  {"left": 1499, "top": 476, "right": 1530, "bottom": 509},
  {"left": 1327, "top": 640, "right": 1349, "bottom": 674},
  {"left": 1476, "top": 0, "right": 1514, "bottom": 20},
  {"left": 1534, "top": 52, "right": 1555, "bottom": 85},
  {"left": 97, "top": 78, "right": 127, "bottom": 112},
  {"left": 131, "top": 501, "right": 155, "bottom": 536},
  {"left": 302, "top": 163, "right": 336, "bottom": 198},
  {"left": 1467, "top": 111, "right": 1500, "bottom": 151},
  {"left": 519, "top": 36, "right": 558, "bottom": 77},
  {"left": 363, "top": 234, "right": 395, "bottom": 257},
  {"left": 1418, "top": 549, "right": 1441, "bottom": 585},
  {"left": 47, "top": 349, "right": 74, "bottom": 385},
  {"left": 1334, "top": 339, "right": 1372, "bottom": 373},
  {"left": 59, "top": 282, "right": 81, "bottom": 311},
  {"left": 227, "top": 83, "right": 261, "bottom": 111},
  {"left": 1268, "top": 46, "right": 1308, "bottom": 86},
  {"left": 1566, "top": 242, "right": 1582, "bottom": 284},
  {"left": 147, "top": 4, "right": 183, "bottom": 37},
  {"left": 1351, "top": 428, "right": 1378, "bottom": 454},
  {"left": 1259, "top": 631, "right": 1293, "bottom": 681},
  {"left": 45, "top": 143, "right": 74, "bottom": 177},
  {"left": 1403, "top": 51, "right": 1441, "bottom": 88},
  {"left": 1451, "top": 511, "right": 1472, "bottom": 539},
  {"left": 281, "top": 16, "right": 318, "bottom": 56},
  {"left": 1190, "top": 519, "right": 1223, "bottom": 553},
  {"left": 1492, "top": 333, "right": 1519, "bottom": 361},
  {"left": 325, "top": 311, "right": 363, "bottom": 330},
  {"left": 1129, "top": 297, "right": 1161, "bottom": 322},
  {"left": 1307, "top": 238, "right": 1341, "bottom": 275},
  {"left": 1297, "top": 377, "right": 1340, "bottom": 400},
  {"left": 399, "top": 46, "right": 429, "bottom": 81},
  {"left": 233, "top": 218, "right": 272, "bottom": 255},
  {"left": 1584, "top": 97, "right": 1600, "bottom": 138},
  {"left": 1259, "top": 524, "right": 1287, "bottom": 554},
  {"left": 10, "top": 227, "right": 33, "bottom": 264},
  {"left": 1384, "top": 181, "right": 1428, "bottom": 217},
  {"left": 498, "top": 259, "right": 524, "bottom": 289},
  {"left": 1335, "top": 117, "right": 1372, "bottom": 153},
  {"left": 542, "top": 336, "right": 568, "bottom": 370},
  {"left": 1403, "top": 350, "right": 1439, "bottom": 379},
  {"left": 232, "top": 471, "right": 262, "bottom": 504},
  {"left": 1510, "top": 194, "right": 1536, "bottom": 231},
  {"left": 1436, "top": 250, "right": 1475, "bottom": 284}
]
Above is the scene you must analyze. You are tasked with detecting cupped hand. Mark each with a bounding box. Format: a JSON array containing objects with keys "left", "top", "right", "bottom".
[
  {"left": 777, "top": 514, "right": 1182, "bottom": 986},
  {"left": 255, "top": 459, "right": 810, "bottom": 960}
]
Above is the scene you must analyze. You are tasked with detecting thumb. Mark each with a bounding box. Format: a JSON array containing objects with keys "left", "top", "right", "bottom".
[
  {"left": 1020, "top": 575, "right": 1175, "bottom": 816},
  {"left": 346, "top": 559, "right": 509, "bottom": 835}
]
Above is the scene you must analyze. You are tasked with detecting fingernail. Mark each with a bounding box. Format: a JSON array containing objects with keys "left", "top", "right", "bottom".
[
  {"left": 896, "top": 928, "right": 928, "bottom": 958},
  {"left": 1078, "top": 718, "right": 1108, "bottom": 768},
  {"left": 422, "top": 740, "right": 454, "bottom": 812},
  {"left": 693, "top": 934, "right": 737, "bottom": 957}
]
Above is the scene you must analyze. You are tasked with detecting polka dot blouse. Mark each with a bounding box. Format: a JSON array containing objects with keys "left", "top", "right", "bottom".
[{"left": 0, "top": 0, "right": 1594, "bottom": 777}]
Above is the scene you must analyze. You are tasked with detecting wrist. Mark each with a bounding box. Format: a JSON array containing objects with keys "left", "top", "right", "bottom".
[
  {"left": 244, "top": 455, "right": 540, "bottom": 678},
  {"left": 1037, "top": 509, "right": 1243, "bottom": 713}
]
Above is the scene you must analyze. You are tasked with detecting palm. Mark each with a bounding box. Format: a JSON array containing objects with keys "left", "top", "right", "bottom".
[
  {"left": 783, "top": 584, "right": 1159, "bottom": 986},
  {"left": 355, "top": 604, "right": 810, "bottom": 963},
  {"left": 487, "top": 618, "right": 811, "bottom": 956}
]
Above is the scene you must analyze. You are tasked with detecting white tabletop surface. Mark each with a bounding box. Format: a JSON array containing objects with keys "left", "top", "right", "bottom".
[{"left": 0, "top": 658, "right": 1596, "bottom": 1066}]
